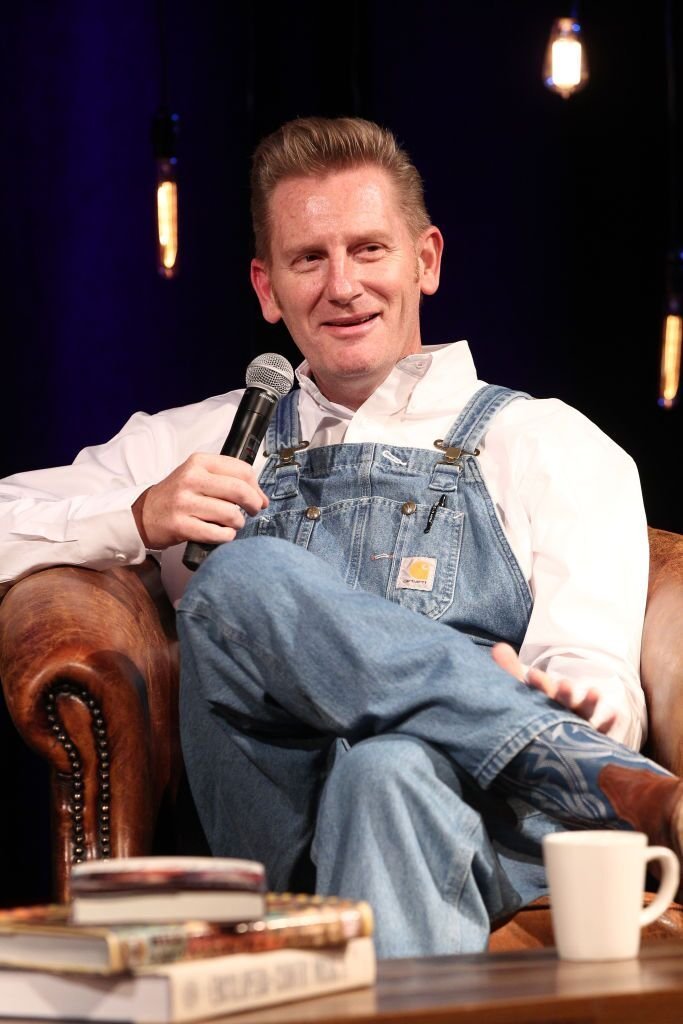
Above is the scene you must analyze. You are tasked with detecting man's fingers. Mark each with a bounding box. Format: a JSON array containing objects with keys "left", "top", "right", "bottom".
[
  {"left": 491, "top": 642, "right": 525, "bottom": 681},
  {"left": 592, "top": 709, "right": 618, "bottom": 734},
  {"left": 493, "top": 646, "right": 618, "bottom": 735},
  {"left": 526, "top": 666, "right": 558, "bottom": 698},
  {"left": 197, "top": 453, "right": 270, "bottom": 507},
  {"left": 565, "top": 686, "right": 617, "bottom": 734},
  {"left": 182, "top": 455, "right": 267, "bottom": 516},
  {"left": 132, "top": 451, "right": 268, "bottom": 549},
  {"left": 188, "top": 496, "right": 246, "bottom": 531},
  {"left": 527, "top": 673, "right": 618, "bottom": 733},
  {"left": 180, "top": 477, "right": 257, "bottom": 520}
]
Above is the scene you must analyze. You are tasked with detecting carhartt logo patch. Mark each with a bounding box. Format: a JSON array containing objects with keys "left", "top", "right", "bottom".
[{"left": 396, "top": 557, "right": 437, "bottom": 591}]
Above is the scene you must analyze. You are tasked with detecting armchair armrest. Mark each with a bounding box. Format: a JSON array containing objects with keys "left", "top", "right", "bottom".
[
  {"left": 641, "top": 527, "right": 683, "bottom": 776},
  {"left": 0, "top": 559, "right": 180, "bottom": 900}
]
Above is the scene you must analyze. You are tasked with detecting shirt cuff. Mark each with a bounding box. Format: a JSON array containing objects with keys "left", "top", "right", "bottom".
[{"left": 69, "top": 507, "right": 148, "bottom": 569}]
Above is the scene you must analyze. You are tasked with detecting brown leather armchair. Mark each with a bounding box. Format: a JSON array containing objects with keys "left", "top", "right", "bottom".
[{"left": 1, "top": 528, "right": 682, "bottom": 948}]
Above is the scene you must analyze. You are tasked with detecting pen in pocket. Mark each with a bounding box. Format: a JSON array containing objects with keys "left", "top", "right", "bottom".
[{"left": 424, "top": 493, "right": 447, "bottom": 534}]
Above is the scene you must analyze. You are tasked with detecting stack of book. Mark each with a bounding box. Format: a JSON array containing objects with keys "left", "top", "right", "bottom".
[{"left": 0, "top": 856, "right": 376, "bottom": 1022}]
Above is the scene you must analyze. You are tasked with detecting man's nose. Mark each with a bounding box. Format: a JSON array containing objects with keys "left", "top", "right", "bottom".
[{"left": 325, "top": 255, "right": 362, "bottom": 303}]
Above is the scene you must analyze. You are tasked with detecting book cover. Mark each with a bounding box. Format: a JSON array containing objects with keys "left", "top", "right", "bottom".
[
  {"left": 0, "top": 896, "right": 374, "bottom": 974},
  {"left": 69, "top": 857, "right": 266, "bottom": 894},
  {"left": 0, "top": 935, "right": 376, "bottom": 1022},
  {"left": 69, "top": 857, "right": 267, "bottom": 927}
]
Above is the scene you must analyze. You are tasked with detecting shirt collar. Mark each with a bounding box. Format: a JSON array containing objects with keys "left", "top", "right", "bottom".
[{"left": 295, "top": 341, "right": 479, "bottom": 420}]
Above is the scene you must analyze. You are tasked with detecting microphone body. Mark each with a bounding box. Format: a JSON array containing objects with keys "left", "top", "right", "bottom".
[
  {"left": 216, "top": 386, "right": 279, "bottom": 464},
  {"left": 182, "top": 354, "right": 294, "bottom": 572}
]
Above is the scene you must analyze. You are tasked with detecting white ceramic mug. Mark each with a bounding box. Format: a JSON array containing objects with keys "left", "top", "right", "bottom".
[{"left": 542, "top": 830, "right": 680, "bottom": 961}]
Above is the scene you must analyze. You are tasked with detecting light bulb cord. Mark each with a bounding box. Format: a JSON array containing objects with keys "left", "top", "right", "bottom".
[
  {"left": 665, "top": 0, "right": 679, "bottom": 251},
  {"left": 156, "top": 0, "right": 170, "bottom": 114}
]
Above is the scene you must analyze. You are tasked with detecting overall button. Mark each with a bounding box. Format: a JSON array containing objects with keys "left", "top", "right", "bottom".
[
  {"left": 305, "top": 506, "right": 321, "bottom": 521},
  {"left": 401, "top": 501, "right": 417, "bottom": 515}
]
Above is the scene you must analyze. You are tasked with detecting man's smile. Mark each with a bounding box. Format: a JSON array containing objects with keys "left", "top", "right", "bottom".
[{"left": 321, "top": 312, "right": 381, "bottom": 328}]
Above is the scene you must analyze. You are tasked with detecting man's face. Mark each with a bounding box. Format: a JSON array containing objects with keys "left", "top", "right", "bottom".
[{"left": 250, "top": 166, "right": 443, "bottom": 409}]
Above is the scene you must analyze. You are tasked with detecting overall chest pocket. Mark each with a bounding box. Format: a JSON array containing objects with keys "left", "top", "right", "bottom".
[
  {"left": 385, "top": 499, "right": 464, "bottom": 619},
  {"left": 240, "top": 496, "right": 464, "bottom": 621}
]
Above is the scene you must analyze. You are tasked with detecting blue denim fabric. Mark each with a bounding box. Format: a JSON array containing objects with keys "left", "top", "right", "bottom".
[
  {"left": 240, "top": 384, "right": 533, "bottom": 648},
  {"left": 178, "top": 386, "right": 577, "bottom": 957}
]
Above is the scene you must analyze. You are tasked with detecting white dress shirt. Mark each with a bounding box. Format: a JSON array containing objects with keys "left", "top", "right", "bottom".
[{"left": 0, "top": 342, "right": 649, "bottom": 749}]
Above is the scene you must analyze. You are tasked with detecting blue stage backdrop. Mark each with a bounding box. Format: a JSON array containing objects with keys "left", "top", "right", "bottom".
[{"left": 1, "top": 2, "right": 680, "bottom": 529}]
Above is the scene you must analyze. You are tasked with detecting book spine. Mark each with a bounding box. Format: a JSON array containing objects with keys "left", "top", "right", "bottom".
[
  {"left": 213, "top": 901, "right": 374, "bottom": 953},
  {"left": 114, "top": 902, "right": 373, "bottom": 969},
  {"left": 165, "top": 937, "right": 376, "bottom": 1024}
]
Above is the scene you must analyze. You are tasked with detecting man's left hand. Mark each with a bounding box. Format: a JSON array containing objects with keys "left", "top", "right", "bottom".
[{"left": 491, "top": 643, "right": 617, "bottom": 734}]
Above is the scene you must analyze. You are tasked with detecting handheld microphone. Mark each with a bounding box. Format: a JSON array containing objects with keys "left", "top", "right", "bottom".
[{"left": 182, "top": 352, "right": 295, "bottom": 571}]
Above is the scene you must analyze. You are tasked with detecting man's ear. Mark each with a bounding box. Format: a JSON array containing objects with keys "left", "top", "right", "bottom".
[
  {"left": 416, "top": 226, "right": 444, "bottom": 296},
  {"left": 250, "top": 259, "right": 283, "bottom": 324}
]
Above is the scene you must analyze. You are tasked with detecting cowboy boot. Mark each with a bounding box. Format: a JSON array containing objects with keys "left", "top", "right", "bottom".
[
  {"left": 497, "top": 721, "right": 683, "bottom": 869},
  {"left": 598, "top": 764, "right": 683, "bottom": 861}
]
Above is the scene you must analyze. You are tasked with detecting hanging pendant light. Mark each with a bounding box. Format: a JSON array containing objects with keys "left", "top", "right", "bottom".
[
  {"left": 659, "top": 1, "right": 681, "bottom": 407},
  {"left": 152, "top": 111, "right": 179, "bottom": 279},
  {"left": 543, "top": 16, "right": 589, "bottom": 99},
  {"left": 659, "top": 310, "right": 682, "bottom": 408},
  {"left": 152, "top": 0, "right": 179, "bottom": 279},
  {"left": 659, "top": 251, "right": 682, "bottom": 409}
]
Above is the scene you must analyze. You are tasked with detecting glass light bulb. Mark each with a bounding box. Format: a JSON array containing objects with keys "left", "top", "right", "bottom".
[
  {"left": 543, "top": 17, "right": 589, "bottom": 99},
  {"left": 156, "top": 158, "right": 178, "bottom": 278},
  {"left": 659, "top": 313, "right": 682, "bottom": 408},
  {"left": 152, "top": 111, "right": 180, "bottom": 279}
]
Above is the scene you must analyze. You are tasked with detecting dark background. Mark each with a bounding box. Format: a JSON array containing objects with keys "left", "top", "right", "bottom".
[{"left": 0, "top": 1, "right": 680, "bottom": 903}]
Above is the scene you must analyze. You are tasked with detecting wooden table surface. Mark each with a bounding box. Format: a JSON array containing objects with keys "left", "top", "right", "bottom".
[{"left": 224, "top": 941, "right": 683, "bottom": 1024}]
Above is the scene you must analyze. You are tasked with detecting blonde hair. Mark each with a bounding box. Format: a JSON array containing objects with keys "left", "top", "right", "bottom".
[{"left": 250, "top": 116, "right": 431, "bottom": 260}]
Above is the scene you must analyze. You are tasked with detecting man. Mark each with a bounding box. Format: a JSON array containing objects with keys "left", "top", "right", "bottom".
[{"left": 1, "top": 117, "right": 681, "bottom": 959}]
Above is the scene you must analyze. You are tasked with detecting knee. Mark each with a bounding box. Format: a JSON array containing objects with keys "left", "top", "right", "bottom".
[{"left": 179, "top": 536, "right": 304, "bottom": 612}]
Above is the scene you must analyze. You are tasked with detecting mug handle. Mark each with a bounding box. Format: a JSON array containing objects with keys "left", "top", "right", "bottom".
[{"left": 639, "top": 846, "right": 680, "bottom": 927}]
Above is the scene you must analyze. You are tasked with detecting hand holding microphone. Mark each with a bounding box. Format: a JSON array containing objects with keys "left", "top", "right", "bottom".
[
  {"left": 182, "top": 353, "right": 294, "bottom": 570},
  {"left": 131, "top": 354, "right": 294, "bottom": 568}
]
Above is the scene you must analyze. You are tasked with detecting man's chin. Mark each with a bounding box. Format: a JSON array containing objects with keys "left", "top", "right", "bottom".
[
  {"left": 326, "top": 356, "right": 386, "bottom": 382},
  {"left": 311, "top": 358, "right": 395, "bottom": 404}
]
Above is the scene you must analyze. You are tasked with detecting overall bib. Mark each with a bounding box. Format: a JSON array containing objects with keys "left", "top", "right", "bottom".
[
  {"left": 178, "top": 385, "right": 578, "bottom": 956},
  {"left": 241, "top": 383, "right": 532, "bottom": 648}
]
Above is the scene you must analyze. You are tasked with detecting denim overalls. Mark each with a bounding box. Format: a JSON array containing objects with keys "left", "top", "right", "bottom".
[
  {"left": 241, "top": 383, "right": 532, "bottom": 648},
  {"left": 178, "top": 383, "right": 576, "bottom": 957}
]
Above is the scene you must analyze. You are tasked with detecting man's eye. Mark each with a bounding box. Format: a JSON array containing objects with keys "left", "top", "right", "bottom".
[
  {"left": 301, "top": 254, "right": 320, "bottom": 264},
  {"left": 359, "top": 244, "right": 383, "bottom": 256}
]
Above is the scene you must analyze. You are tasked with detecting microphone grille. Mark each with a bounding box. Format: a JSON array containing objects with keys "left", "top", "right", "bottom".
[{"left": 246, "top": 352, "right": 295, "bottom": 398}]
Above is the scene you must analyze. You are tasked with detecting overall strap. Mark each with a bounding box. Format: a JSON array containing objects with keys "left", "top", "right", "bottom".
[
  {"left": 264, "top": 388, "right": 302, "bottom": 454},
  {"left": 263, "top": 389, "right": 305, "bottom": 499},
  {"left": 443, "top": 384, "right": 530, "bottom": 451},
  {"left": 428, "top": 384, "right": 530, "bottom": 492}
]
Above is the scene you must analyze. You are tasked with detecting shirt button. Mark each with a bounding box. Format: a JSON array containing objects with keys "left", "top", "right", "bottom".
[
  {"left": 114, "top": 552, "right": 127, "bottom": 562},
  {"left": 401, "top": 501, "right": 417, "bottom": 515},
  {"left": 305, "top": 506, "right": 321, "bottom": 521}
]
